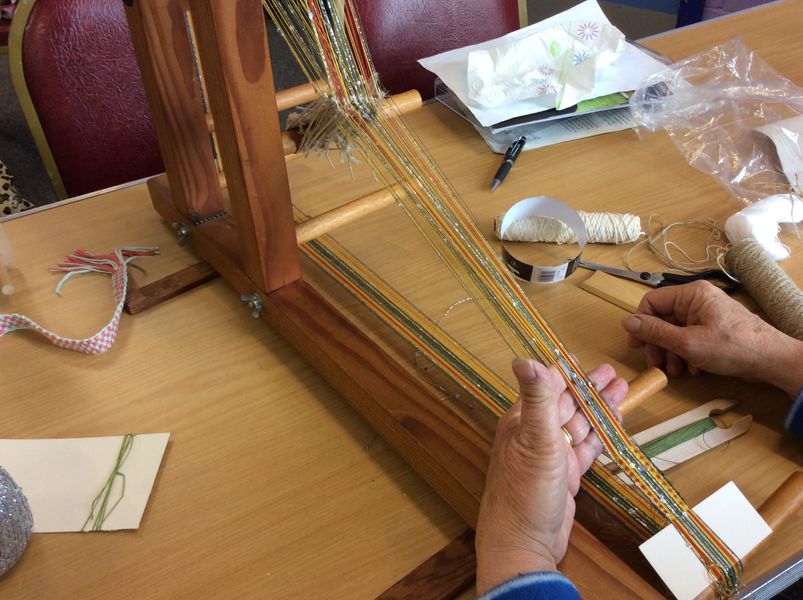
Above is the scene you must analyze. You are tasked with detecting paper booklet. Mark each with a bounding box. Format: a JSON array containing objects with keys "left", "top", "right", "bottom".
[{"left": 434, "top": 78, "right": 634, "bottom": 154}]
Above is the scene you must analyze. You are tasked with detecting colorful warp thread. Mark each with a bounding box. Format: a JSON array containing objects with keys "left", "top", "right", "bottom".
[
  {"left": 0, "top": 248, "right": 158, "bottom": 354},
  {"left": 266, "top": 0, "right": 741, "bottom": 593}
]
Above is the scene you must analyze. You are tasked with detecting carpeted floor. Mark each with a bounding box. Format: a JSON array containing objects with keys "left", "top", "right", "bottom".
[
  {"left": 0, "top": 18, "right": 306, "bottom": 208},
  {"left": 0, "top": 51, "right": 58, "bottom": 206}
]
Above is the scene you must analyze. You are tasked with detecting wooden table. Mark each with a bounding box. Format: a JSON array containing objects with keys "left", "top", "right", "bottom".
[
  {"left": 0, "top": 185, "right": 466, "bottom": 598},
  {"left": 284, "top": 0, "right": 803, "bottom": 594},
  {"left": 2, "top": 0, "right": 802, "bottom": 597}
]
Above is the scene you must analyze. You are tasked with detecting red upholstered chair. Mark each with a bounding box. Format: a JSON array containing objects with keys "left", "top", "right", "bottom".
[
  {"left": 0, "top": 2, "right": 15, "bottom": 50},
  {"left": 9, "top": 0, "right": 162, "bottom": 199},
  {"left": 354, "top": 0, "right": 522, "bottom": 100}
]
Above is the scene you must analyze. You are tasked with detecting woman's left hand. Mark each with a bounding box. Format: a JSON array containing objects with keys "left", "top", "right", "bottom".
[{"left": 475, "top": 359, "right": 627, "bottom": 595}]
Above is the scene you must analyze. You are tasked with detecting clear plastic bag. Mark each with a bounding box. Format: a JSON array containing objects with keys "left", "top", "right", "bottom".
[{"left": 629, "top": 38, "right": 803, "bottom": 204}]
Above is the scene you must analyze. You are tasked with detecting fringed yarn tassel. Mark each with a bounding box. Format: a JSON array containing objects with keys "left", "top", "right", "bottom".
[{"left": 0, "top": 247, "right": 158, "bottom": 354}]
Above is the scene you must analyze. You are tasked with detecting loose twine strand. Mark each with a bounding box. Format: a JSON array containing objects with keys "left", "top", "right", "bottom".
[{"left": 625, "top": 215, "right": 738, "bottom": 280}]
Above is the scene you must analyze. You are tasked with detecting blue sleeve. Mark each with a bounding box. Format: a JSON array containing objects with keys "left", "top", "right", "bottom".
[
  {"left": 477, "top": 572, "right": 581, "bottom": 600},
  {"left": 785, "top": 387, "right": 803, "bottom": 436}
]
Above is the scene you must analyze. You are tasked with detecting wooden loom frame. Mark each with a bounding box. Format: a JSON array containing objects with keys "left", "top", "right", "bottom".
[{"left": 124, "top": 1, "right": 799, "bottom": 597}]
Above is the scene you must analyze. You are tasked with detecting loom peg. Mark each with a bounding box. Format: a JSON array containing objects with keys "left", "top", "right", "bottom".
[
  {"left": 204, "top": 81, "right": 324, "bottom": 134},
  {"left": 619, "top": 368, "right": 668, "bottom": 414},
  {"left": 758, "top": 470, "right": 803, "bottom": 531},
  {"left": 212, "top": 90, "right": 423, "bottom": 164},
  {"left": 276, "top": 80, "right": 325, "bottom": 111}
]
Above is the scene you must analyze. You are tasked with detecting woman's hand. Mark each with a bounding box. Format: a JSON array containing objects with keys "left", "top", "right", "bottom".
[{"left": 475, "top": 359, "right": 627, "bottom": 595}]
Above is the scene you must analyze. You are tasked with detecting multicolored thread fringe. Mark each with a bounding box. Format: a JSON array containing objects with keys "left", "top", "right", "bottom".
[{"left": 0, "top": 248, "right": 158, "bottom": 354}]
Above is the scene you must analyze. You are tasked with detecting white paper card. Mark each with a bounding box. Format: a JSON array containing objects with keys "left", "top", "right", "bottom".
[
  {"left": 639, "top": 482, "right": 771, "bottom": 600},
  {"left": 0, "top": 433, "right": 169, "bottom": 532}
]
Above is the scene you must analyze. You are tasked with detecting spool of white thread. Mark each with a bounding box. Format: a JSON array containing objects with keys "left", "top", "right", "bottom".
[
  {"left": 0, "top": 224, "right": 13, "bottom": 296},
  {"left": 724, "top": 193, "right": 803, "bottom": 260},
  {"left": 494, "top": 210, "right": 642, "bottom": 245}
]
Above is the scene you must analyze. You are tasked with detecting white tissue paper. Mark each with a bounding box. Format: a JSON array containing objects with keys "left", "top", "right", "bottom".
[
  {"left": 467, "top": 21, "right": 624, "bottom": 110},
  {"left": 419, "top": 0, "right": 667, "bottom": 127},
  {"left": 724, "top": 193, "right": 803, "bottom": 260}
]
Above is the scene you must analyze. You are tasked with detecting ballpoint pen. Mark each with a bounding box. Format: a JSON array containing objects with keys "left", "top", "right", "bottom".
[{"left": 490, "top": 136, "right": 526, "bottom": 191}]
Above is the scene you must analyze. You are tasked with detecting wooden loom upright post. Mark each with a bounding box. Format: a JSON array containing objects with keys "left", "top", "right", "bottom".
[
  {"left": 124, "top": 1, "right": 665, "bottom": 596},
  {"left": 127, "top": 0, "right": 301, "bottom": 292}
]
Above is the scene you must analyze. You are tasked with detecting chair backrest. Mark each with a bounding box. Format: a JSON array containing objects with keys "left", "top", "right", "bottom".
[
  {"left": 354, "top": 0, "right": 522, "bottom": 100},
  {"left": 0, "top": 2, "right": 14, "bottom": 51},
  {"left": 9, "top": 0, "right": 163, "bottom": 199}
]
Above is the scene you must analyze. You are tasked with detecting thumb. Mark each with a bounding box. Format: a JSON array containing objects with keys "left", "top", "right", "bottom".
[
  {"left": 622, "top": 314, "right": 690, "bottom": 355},
  {"left": 512, "top": 359, "right": 562, "bottom": 440}
]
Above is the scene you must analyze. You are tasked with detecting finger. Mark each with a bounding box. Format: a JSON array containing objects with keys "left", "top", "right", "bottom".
[
  {"left": 665, "top": 351, "right": 686, "bottom": 378},
  {"left": 626, "top": 333, "right": 646, "bottom": 349},
  {"left": 512, "top": 359, "right": 565, "bottom": 447},
  {"left": 561, "top": 409, "right": 591, "bottom": 449},
  {"left": 643, "top": 343, "right": 667, "bottom": 370},
  {"left": 557, "top": 391, "right": 577, "bottom": 425},
  {"left": 634, "top": 285, "right": 690, "bottom": 321},
  {"left": 598, "top": 376, "right": 628, "bottom": 411},
  {"left": 573, "top": 431, "right": 604, "bottom": 477},
  {"left": 622, "top": 314, "right": 693, "bottom": 358},
  {"left": 586, "top": 363, "right": 617, "bottom": 391},
  {"left": 557, "top": 363, "right": 618, "bottom": 424}
]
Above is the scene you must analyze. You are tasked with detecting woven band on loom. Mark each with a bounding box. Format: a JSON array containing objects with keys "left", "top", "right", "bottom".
[{"left": 266, "top": 0, "right": 742, "bottom": 593}]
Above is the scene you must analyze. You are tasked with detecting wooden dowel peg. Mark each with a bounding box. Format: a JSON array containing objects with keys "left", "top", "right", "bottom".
[
  {"left": 275, "top": 80, "right": 324, "bottom": 112},
  {"left": 204, "top": 81, "right": 326, "bottom": 135},
  {"left": 282, "top": 90, "right": 422, "bottom": 157},
  {"left": 296, "top": 184, "right": 401, "bottom": 245},
  {"left": 757, "top": 470, "right": 803, "bottom": 535},
  {"left": 208, "top": 89, "right": 421, "bottom": 157},
  {"left": 620, "top": 368, "right": 668, "bottom": 415},
  {"left": 382, "top": 89, "right": 423, "bottom": 115}
]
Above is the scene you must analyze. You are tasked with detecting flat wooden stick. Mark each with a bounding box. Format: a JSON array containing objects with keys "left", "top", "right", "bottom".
[
  {"left": 579, "top": 270, "right": 646, "bottom": 314},
  {"left": 125, "top": 261, "right": 218, "bottom": 314}
]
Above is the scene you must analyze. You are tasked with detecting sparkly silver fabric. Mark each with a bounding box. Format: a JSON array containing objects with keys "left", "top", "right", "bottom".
[{"left": 0, "top": 466, "right": 33, "bottom": 577}]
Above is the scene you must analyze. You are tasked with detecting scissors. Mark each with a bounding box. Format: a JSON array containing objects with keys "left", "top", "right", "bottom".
[{"left": 577, "top": 260, "right": 740, "bottom": 293}]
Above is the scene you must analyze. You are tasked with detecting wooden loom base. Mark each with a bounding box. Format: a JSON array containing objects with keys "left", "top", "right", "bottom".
[{"left": 146, "top": 174, "right": 664, "bottom": 598}]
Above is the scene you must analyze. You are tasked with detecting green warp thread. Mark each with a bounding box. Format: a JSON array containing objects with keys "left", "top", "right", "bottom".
[
  {"left": 640, "top": 418, "right": 717, "bottom": 459},
  {"left": 82, "top": 434, "right": 135, "bottom": 532}
]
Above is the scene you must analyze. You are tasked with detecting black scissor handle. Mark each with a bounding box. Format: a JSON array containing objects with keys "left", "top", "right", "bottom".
[{"left": 657, "top": 270, "right": 741, "bottom": 294}]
